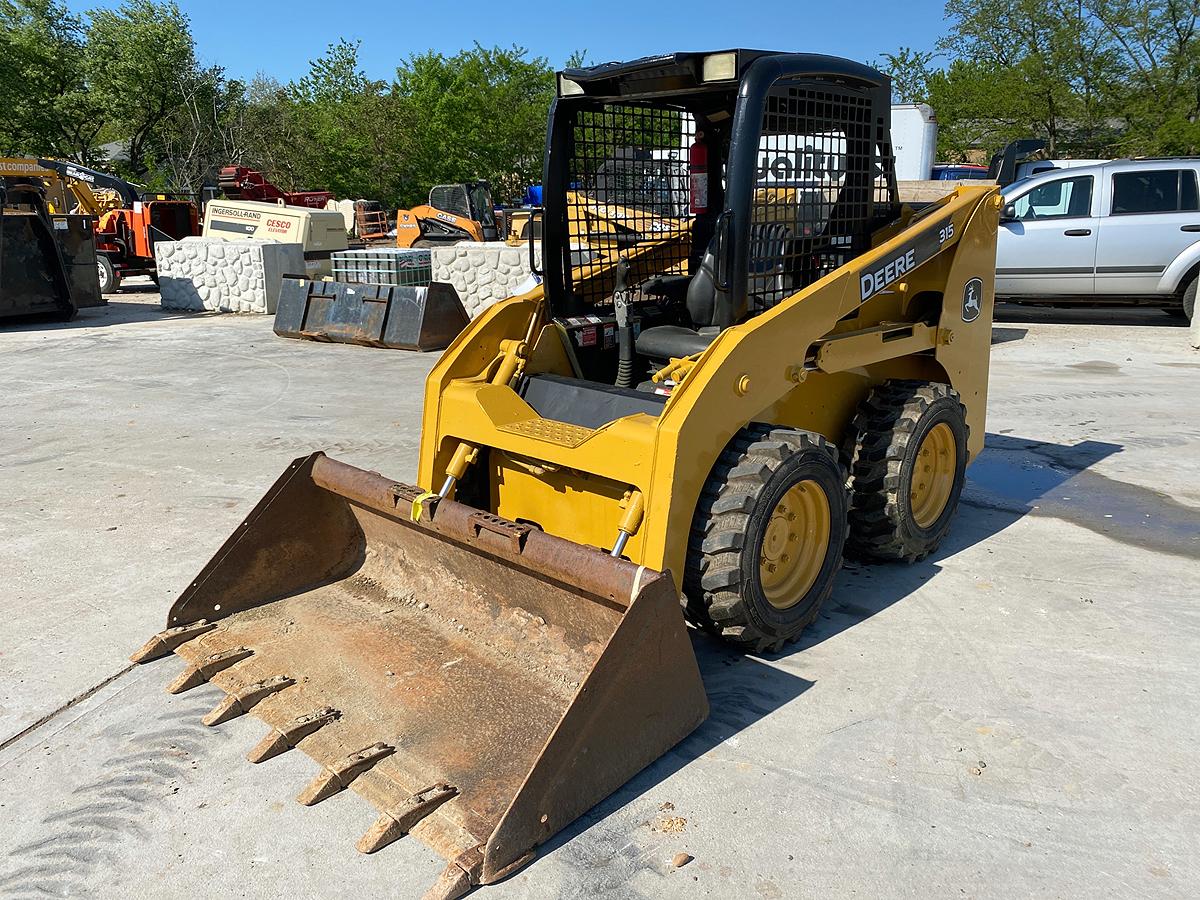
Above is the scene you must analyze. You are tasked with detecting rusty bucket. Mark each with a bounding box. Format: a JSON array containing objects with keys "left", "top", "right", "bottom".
[{"left": 133, "top": 453, "right": 708, "bottom": 898}]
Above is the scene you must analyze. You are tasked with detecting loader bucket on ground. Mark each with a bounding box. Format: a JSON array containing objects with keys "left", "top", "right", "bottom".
[
  {"left": 133, "top": 453, "right": 708, "bottom": 897},
  {"left": 0, "top": 207, "right": 75, "bottom": 321},
  {"left": 274, "top": 277, "right": 468, "bottom": 350}
]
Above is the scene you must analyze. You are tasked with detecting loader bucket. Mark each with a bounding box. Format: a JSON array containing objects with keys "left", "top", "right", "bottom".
[
  {"left": 0, "top": 206, "right": 75, "bottom": 321},
  {"left": 134, "top": 453, "right": 708, "bottom": 897},
  {"left": 274, "top": 277, "right": 468, "bottom": 351}
]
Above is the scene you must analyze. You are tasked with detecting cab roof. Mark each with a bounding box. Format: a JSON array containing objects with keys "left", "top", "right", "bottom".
[{"left": 557, "top": 50, "right": 886, "bottom": 99}]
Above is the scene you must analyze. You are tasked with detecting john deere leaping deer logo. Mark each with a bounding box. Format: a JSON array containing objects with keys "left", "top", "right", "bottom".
[{"left": 962, "top": 277, "right": 983, "bottom": 323}]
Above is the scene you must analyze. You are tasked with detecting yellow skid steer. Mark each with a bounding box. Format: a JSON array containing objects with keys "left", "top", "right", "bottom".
[{"left": 135, "top": 50, "right": 999, "bottom": 898}]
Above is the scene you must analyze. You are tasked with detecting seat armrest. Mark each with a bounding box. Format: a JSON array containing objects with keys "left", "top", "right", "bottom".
[{"left": 640, "top": 274, "right": 692, "bottom": 301}]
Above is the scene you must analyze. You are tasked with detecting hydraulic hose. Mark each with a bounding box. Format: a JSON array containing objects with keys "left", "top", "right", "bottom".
[{"left": 612, "top": 255, "right": 634, "bottom": 388}]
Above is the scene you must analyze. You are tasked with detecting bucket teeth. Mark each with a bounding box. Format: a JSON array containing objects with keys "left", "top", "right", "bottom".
[
  {"left": 423, "top": 846, "right": 484, "bottom": 900},
  {"left": 297, "top": 742, "right": 394, "bottom": 806},
  {"left": 247, "top": 706, "right": 341, "bottom": 763},
  {"left": 130, "top": 620, "right": 216, "bottom": 663},
  {"left": 356, "top": 783, "right": 458, "bottom": 854},
  {"left": 166, "top": 647, "right": 254, "bottom": 694},
  {"left": 202, "top": 675, "right": 295, "bottom": 726}
]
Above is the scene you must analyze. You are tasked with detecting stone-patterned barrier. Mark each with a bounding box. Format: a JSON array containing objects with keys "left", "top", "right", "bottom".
[
  {"left": 431, "top": 242, "right": 598, "bottom": 318},
  {"left": 431, "top": 242, "right": 540, "bottom": 318},
  {"left": 155, "top": 238, "right": 305, "bottom": 314}
]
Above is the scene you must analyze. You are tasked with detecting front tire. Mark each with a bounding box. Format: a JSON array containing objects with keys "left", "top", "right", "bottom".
[
  {"left": 684, "top": 426, "right": 848, "bottom": 653},
  {"left": 844, "top": 381, "right": 969, "bottom": 563}
]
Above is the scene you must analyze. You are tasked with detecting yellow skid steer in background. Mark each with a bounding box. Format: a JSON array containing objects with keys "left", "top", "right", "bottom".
[{"left": 135, "top": 50, "right": 1000, "bottom": 898}]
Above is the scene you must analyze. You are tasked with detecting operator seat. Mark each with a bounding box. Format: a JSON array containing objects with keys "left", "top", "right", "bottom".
[{"left": 634, "top": 239, "right": 727, "bottom": 359}]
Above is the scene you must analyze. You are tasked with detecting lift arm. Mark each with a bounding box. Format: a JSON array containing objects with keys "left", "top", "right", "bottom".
[{"left": 37, "top": 159, "right": 140, "bottom": 207}]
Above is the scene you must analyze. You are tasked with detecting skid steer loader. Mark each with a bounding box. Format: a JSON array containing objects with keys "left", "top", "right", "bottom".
[
  {"left": 396, "top": 181, "right": 499, "bottom": 248},
  {"left": 135, "top": 50, "right": 999, "bottom": 898}
]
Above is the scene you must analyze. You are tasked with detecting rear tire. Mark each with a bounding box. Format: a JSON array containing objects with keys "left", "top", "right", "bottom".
[
  {"left": 683, "top": 426, "right": 848, "bottom": 653},
  {"left": 844, "top": 381, "right": 969, "bottom": 563}
]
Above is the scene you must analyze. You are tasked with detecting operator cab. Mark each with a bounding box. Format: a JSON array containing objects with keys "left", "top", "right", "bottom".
[{"left": 525, "top": 50, "right": 900, "bottom": 425}]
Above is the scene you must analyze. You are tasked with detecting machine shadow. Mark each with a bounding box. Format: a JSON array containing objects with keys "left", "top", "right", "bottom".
[
  {"left": 795, "top": 433, "right": 1122, "bottom": 652},
  {"left": 1, "top": 299, "right": 219, "bottom": 332},
  {"left": 539, "top": 432, "right": 1123, "bottom": 858},
  {"left": 991, "top": 325, "right": 1029, "bottom": 345}
]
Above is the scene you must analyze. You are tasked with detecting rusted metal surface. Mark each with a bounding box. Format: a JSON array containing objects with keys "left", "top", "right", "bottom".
[
  {"left": 425, "top": 846, "right": 485, "bottom": 900},
  {"left": 201, "top": 675, "right": 294, "bottom": 726},
  {"left": 166, "top": 646, "right": 253, "bottom": 694},
  {"left": 247, "top": 706, "right": 341, "bottom": 764},
  {"left": 138, "top": 452, "right": 708, "bottom": 895},
  {"left": 298, "top": 742, "right": 396, "bottom": 806},
  {"left": 130, "top": 620, "right": 215, "bottom": 663},
  {"left": 358, "top": 783, "right": 458, "bottom": 853},
  {"left": 273, "top": 278, "right": 468, "bottom": 351}
]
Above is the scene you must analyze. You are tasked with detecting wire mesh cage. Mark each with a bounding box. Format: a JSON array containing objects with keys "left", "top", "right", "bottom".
[
  {"left": 331, "top": 248, "right": 432, "bottom": 287},
  {"left": 564, "top": 103, "right": 697, "bottom": 307},
  {"left": 747, "top": 82, "right": 895, "bottom": 312},
  {"left": 549, "top": 74, "right": 897, "bottom": 320}
]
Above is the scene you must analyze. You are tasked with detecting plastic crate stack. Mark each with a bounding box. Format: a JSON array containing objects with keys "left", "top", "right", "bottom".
[{"left": 331, "top": 247, "right": 432, "bottom": 287}]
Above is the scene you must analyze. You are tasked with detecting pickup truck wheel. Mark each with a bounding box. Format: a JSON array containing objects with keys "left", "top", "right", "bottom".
[
  {"left": 844, "top": 381, "right": 969, "bottom": 563},
  {"left": 683, "top": 426, "right": 848, "bottom": 653}
]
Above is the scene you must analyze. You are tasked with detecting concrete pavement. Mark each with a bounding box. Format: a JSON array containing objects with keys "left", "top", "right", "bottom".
[{"left": 1, "top": 295, "right": 1197, "bottom": 898}]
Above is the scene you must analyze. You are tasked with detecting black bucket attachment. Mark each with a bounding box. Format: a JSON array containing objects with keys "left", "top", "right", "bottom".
[
  {"left": 274, "top": 277, "right": 468, "bottom": 351},
  {"left": 0, "top": 203, "right": 76, "bottom": 322}
]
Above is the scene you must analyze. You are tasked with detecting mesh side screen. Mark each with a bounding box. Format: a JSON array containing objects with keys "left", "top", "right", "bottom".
[
  {"left": 566, "top": 104, "right": 696, "bottom": 307},
  {"left": 429, "top": 184, "right": 471, "bottom": 218},
  {"left": 749, "top": 83, "right": 885, "bottom": 312}
]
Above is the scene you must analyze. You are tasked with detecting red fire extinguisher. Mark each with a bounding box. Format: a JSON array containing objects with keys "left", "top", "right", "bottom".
[{"left": 689, "top": 131, "right": 708, "bottom": 215}]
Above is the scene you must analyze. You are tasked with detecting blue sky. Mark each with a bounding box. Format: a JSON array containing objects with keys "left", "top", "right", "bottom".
[{"left": 67, "top": 0, "right": 949, "bottom": 83}]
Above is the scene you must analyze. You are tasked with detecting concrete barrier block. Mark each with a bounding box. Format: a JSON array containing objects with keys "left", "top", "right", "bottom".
[
  {"left": 430, "top": 242, "right": 541, "bottom": 318},
  {"left": 156, "top": 238, "right": 305, "bottom": 314}
]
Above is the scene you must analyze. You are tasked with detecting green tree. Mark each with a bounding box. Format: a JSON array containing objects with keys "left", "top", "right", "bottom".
[
  {"left": 393, "top": 44, "right": 556, "bottom": 206},
  {"left": 1087, "top": 0, "right": 1200, "bottom": 153},
  {"left": 155, "top": 66, "right": 248, "bottom": 193},
  {"left": 285, "top": 39, "right": 399, "bottom": 200},
  {"left": 82, "top": 0, "right": 200, "bottom": 177},
  {"left": 0, "top": 0, "right": 97, "bottom": 159},
  {"left": 937, "top": 0, "right": 1116, "bottom": 156},
  {"left": 877, "top": 47, "right": 939, "bottom": 104}
]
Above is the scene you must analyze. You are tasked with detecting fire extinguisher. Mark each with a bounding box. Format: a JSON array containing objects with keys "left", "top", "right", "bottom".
[{"left": 689, "top": 131, "right": 708, "bottom": 215}]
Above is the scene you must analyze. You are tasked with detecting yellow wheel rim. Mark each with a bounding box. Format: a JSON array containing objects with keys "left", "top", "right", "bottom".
[
  {"left": 910, "top": 422, "right": 957, "bottom": 528},
  {"left": 759, "top": 479, "right": 831, "bottom": 610}
]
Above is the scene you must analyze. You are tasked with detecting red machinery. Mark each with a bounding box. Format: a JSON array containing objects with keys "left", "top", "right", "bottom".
[{"left": 218, "top": 167, "right": 335, "bottom": 209}]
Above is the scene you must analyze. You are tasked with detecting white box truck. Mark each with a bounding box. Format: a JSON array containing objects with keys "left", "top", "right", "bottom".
[{"left": 890, "top": 104, "right": 938, "bottom": 181}]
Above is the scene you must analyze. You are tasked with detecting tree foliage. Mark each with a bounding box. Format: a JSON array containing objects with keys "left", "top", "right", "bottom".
[
  {"left": 0, "top": 0, "right": 93, "bottom": 160},
  {"left": 0, "top": 3, "right": 563, "bottom": 205},
  {"left": 881, "top": 0, "right": 1200, "bottom": 160},
  {"left": 393, "top": 45, "right": 555, "bottom": 205}
]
